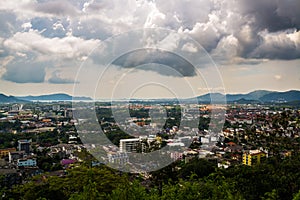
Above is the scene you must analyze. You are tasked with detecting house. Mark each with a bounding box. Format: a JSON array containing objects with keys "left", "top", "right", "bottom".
[
  {"left": 0, "top": 148, "right": 16, "bottom": 158},
  {"left": 242, "top": 150, "right": 267, "bottom": 166},
  {"left": 17, "top": 158, "right": 37, "bottom": 167},
  {"left": 60, "top": 159, "right": 77, "bottom": 169},
  {"left": 170, "top": 151, "right": 183, "bottom": 161}
]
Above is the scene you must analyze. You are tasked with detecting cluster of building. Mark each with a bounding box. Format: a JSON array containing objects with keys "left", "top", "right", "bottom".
[
  {"left": 0, "top": 103, "right": 75, "bottom": 134},
  {"left": 0, "top": 139, "right": 36, "bottom": 167},
  {"left": 0, "top": 102, "right": 299, "bottom": 185},
  {"left": 0, "top": 103, "right": 84, "bottom": 187},
  {"left": 0, "top": 138, "right": 86, "bottom": 187},
  {"left": 98, "top": 104, "right": 300, "bottom": 170}
]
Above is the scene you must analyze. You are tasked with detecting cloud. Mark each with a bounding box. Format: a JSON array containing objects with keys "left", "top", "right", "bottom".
[
  {"left": 238, "top": 0, "right": 300, "bottom": 32},
  {"left": 155, "top": 0, "right": 212, "bottom": 29},
  {"left": 30, "top": 17, "right": 69, "bottom": 38},
  {"left": 21, "top": 22, "right": 32, "bottom": 31},
  {"left": 33, "top": 0, "right": 79, "bottom": 17},
  {"left": 0, "top": 0, "right": 299, "bottom": 86},
  {"left": 0, "top": 11, "right": 19, "bottom": 38},
  {"left": 183, "top": 22, "right": 220, "bottom": 53},
  {"left": 48, "top": 70, "right": 78, "bottom": 84},
  {"left": 250, "top": 29, "right": 300, "bottom": 60},
  {"left": 274, "top": 75, "right": 282, "bottom": 80},
  {"left": 182, "top": 42, "right": 198, "bottom": 53},
  {"left": 1, "top": 59, "right": 46, "bottom": 83},
  {"left": 0, "top": 0, "right": 81, "bottom": 19},
  {"left": 3, "top": 29, "right": 100, "bottom": 61},
  {"left": 211, "top": 35, "right": 240, "bottom": 63},
  {"left": 112, "top": 49, "right": 197, "bottom": 77}
]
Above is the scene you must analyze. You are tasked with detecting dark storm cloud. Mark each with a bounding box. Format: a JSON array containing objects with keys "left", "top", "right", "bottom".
[
  {"left": 2, "top": 61, "right": 46, "bottom": 83},
  {"left": 230, "top": 0, "right": 300, "bottom": 60},
  {"left": 112, "top": 49, "right": 197, "bottom": 77},
  {"left": 238, "top": 0, "right": 300, "bottom": 32},
  {"left": 240, "top": 30, "right": 300, "bottom": 60},
  {"left": 276, "top": 0, "right": 300, "bottom": 28},
  {"left": 250, "top": 30, "right": 300, "bottom": 60},
  {"left": 254, "top": 47, "right": 300, "bottom": 60}
]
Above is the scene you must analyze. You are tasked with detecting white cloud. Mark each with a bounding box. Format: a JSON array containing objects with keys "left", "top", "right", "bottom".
[
  {"left": 155, "top": 0, "right": 212, "bottom": 28},
  {"left": 274, "top": 75, "right": 282, "bottom": 80},
  {"left": 3, "top": 29, "right": 100, "bottom": 61},
  {"left": 181, "top": 42, "right": 198, "bottom": 53},
  {"left": 183, "top": 21, "right": 220, "bottom": 52},
  {"left": 52, "top": 21, "right": 65, "bottom": 31},
  {"left": 21, "top": 22, "right": 32, "bottom": 31},
  {"left": 156, "top": 32, "right": 180, "bottom": 51},
  {"left": 210, "top": 35, "right": 240, "bottom": 64}
]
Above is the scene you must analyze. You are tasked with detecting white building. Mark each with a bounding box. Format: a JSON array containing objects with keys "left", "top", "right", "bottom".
[{"left": 119, "top": 138, "right": 140, "bottom": 153}]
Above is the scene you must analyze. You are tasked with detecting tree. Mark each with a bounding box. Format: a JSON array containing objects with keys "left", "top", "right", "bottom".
[
  {"left": 178, "top": 158, "right": 216, "bottom": 180},
  {"left": 293, "top": 190, "right": 300, "bottom": 200},
  {"left": 108, "top": 179, "right": 149, "bottom": 200},
  {"left": 69, "top": 180, "right": 102, "bottom": 200}
]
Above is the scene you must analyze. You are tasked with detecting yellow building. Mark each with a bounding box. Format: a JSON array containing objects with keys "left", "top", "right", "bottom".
[
  {"left": 0, "top": 148, "right": 16, "bottom": 158},
  {"left": 243, "top": 150, "right": 267, "bottom": 166}
]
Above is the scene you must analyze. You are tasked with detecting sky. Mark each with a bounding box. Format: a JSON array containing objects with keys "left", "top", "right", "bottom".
[{"left": 0, "top": 0, "right": 299, "bottom": 99}]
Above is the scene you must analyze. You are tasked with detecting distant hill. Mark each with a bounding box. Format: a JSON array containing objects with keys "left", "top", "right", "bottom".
[
  {"left": 230, "top": 98, "right": 261, "bottom": 104},
  {"left": 225, "top": 90, "right": 273, "bottom": 102},
  {"left": 195, "top": 90, "right": 300, "bottom": 104},
  {"left": 0, "top": 94, "right": 27, "bottom": 103},
  {"left": 17, "top": 93, "right": 92, "bottom": 101},
  {"left": 197, "top": 93, "right": 225, "bottom": 102},
  {"left": 246, "top": 90, "right": 274, "bottom": 100},
  {"left": 259, "top": 90, "right": 300, "bottom": 102}
]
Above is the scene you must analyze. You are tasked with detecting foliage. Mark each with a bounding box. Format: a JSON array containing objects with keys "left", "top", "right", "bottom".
[
  {"left": 1, "top": 154, "right": 300, "bottom": 200},
  {"left": 4, "top": 166, "right": 127, "bottom": 200},
  {"left": 178, "top": 158, "right": 216, "bottom": 180}
]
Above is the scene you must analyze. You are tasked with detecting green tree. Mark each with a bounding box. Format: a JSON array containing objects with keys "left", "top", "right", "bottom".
[{"left": 69, "top": 180, "right": 102, "bottom": 200}]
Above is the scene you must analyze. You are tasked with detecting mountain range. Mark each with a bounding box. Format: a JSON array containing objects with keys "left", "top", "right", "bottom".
[
  {"left": 0, "top": 93, "right": 92, "bottom": 103},
  {"left": 17, "top": 93, "right": 92, "bottom": 101},
  {"left": 195, "top": 90, "right": 300, "bottom": 103},
  {"left": 0, "top": 90, "right": 299, "bottom": 103},
  {"left": 0, "top": 94, "right": 27, "bottom": 103}
]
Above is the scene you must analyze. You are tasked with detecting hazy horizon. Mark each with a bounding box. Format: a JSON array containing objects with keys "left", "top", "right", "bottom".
[{"left": 2, "top": 88, "right": 300, "bottom": 100}]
